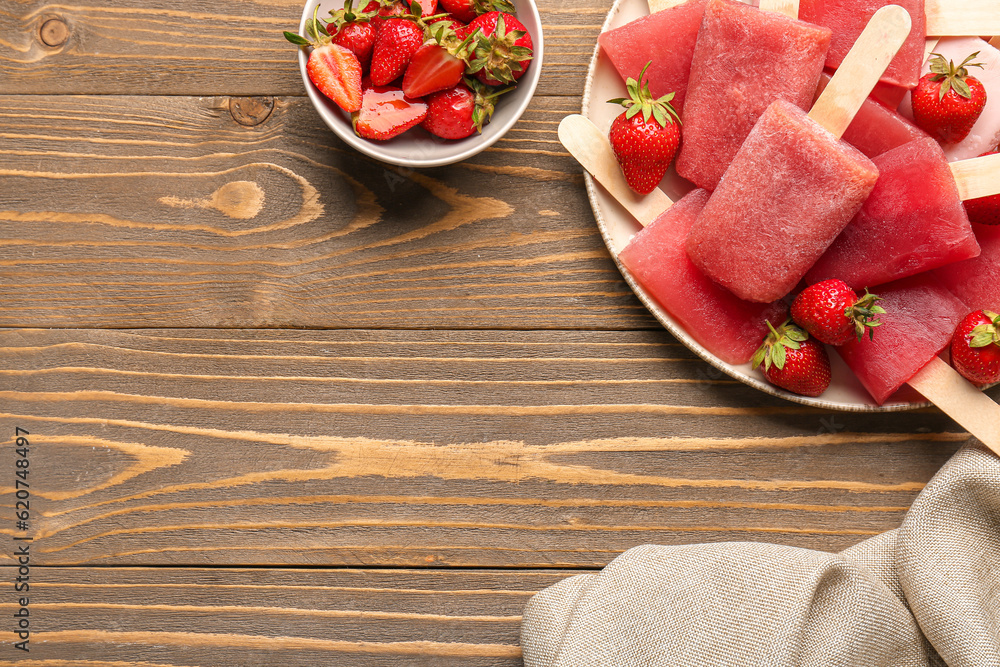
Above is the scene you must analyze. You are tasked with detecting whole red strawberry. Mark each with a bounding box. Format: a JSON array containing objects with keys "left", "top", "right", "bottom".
[
  {"left": 422, "top": 78, "right": 511, "bottom": 139},
  {"left": 285, "top": 14, "right": 363, "bottom": 113},
  {"left": 440, "top": 0, "right": 514, "bottom": 24},
  {"left": 791, "top": 279, "right": 886, "bottom": 346},
  {"left": 326, "top": 0, "right": 378, "bottom": 69},
  {"left": 370, "top": 17, "right": 425, "bottom": 86},
  {"left": 950, "top": 310, "right": 1000, "bottom": 385},
  {"left": 466, "top": 11, "right": 533, "bottom": 86},
  {"left": 911, "top": 52, "right": 987, "bottom": 144},
  {"left": 752, "top": 320, "right": 832, "bottom": 397},
  {"left": 963, "top": 149, "right": 1000, "bottom": 226},
  {"left": 606, "top": 62, "right": 681, "bottom": 195}
]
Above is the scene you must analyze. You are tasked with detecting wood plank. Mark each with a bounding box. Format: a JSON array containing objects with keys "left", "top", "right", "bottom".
[
  {"left": 0, "top": 566, "right": 565, "bottom": 665},
  {"left": 0, "top": 0, "right": 606, "bottom": 97},
  {"left": 0, "top": 94, "right": 652, "bottom": 330},
  {"left": 2, "top": 327, "right": 989, "bottom": 567}
]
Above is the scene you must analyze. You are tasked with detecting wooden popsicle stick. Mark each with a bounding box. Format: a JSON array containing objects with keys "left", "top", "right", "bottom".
[
  {"left": 557, "top": 115, "right": 672, "bottom": 228},
  {"left": 923, "top": 38, "right": 940, "bottom": 64},
  {"left": 809, "top": 5, "right": 912, "bottom": 139},
  {"left": 909, "top": 357, "right": 1000, "bottom": 455},
  {"left": 757, "top": 0, "right": 798, "bottom": 20},
  {"left": 926, "top": 0, "right": 1000, "bottom": 36},
  {"left": 951, "top": 153, "right": 1000, "bottom": 201}
]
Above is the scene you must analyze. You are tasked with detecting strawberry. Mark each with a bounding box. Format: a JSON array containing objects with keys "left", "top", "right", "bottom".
[
  {"left": 752, "top": 320, "right": 832, "bottom": 397},
  {"left": 401, "top": 21, "right": 476, "bottom": 98},
  {"left": 439, "top": 0, "right": 514, "bottom": 24},
  {"left": 326, "top": 0, "right": 378, "bottom": 69},
  {"left": 605, "top": 62, "right": 681, "bottom": 195},
  {"left": 285, "top": 14, "right": 363, "bottom": 113},
  {"left": 950, "top": 310, "right": 1000, "bottom": 385},
  {"left": 353, "top": 84, "right": 429, "bottom": 140},
  {"left": 363, "top": 0, "right": 436, "bottom": 24},
  {"left": 403, "top": 44, "right": 467, "bottom": 97},
  {"left": 911, "top": 52, "right": 987, "bottom": 144},
  {"left": 370, "top": 17, "right": 426, "bottom": 86},
  {"left": 466, "top": 11, "right": 533, "bottom": 86},
  {"left": 422, "top": 78, "right": 511, "bottom": 139},
  {"left": 963, "top": 149, "right": 1000, "bottom": 226},
  {"left": 791, "top": 279, "right": 886, "bottom": 346}
]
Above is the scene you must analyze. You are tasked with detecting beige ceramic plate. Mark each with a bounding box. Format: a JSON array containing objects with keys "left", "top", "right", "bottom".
[{"left": 581, "top": 0, "right": 931, "bottom": 411}]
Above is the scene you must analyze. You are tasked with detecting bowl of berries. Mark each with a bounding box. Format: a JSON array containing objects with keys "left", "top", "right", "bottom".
[{"left": 287, "top": 0, "right": 543, "bottom": 167}]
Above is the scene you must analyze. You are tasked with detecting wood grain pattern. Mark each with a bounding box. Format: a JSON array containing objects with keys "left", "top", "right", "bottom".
[
  {"left": 0, "top": 0, "right": 603, "bottom": 97},
  {"left": 0, "top": 94, "right": 657, "bottom": 330},
  {"left": 2, "top": 328, "right": 988, "bottom": 567},
  {"left": 0, "top": 566, "right": 564, "bottom": 665},
  {"left": 4, "top": 0, "right": 996, "bottom": 660}
]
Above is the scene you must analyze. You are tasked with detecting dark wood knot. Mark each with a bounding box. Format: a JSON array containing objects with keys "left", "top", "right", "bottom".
[
  {"left": 229, "top": 97, "right": 276, "bottom": 127},
  {"left": 39, "top": 18, "right": 69, "bottom": 47}
]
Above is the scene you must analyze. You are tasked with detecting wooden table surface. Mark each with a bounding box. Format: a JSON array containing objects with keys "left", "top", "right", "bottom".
[{"left": 1, "top": 0, "right": 996, "bottom": 663}]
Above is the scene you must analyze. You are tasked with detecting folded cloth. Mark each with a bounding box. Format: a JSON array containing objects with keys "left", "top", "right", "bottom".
[{"left": 521, "top": 444, "right": 1000, "bottom": 666}]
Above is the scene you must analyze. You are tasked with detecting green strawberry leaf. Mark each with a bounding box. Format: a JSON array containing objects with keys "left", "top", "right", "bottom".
[{"left": 284, "top": 31, "right": 311, "bottom": 45}]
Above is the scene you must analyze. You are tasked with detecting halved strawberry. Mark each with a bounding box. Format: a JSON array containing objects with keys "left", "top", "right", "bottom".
[
  {"left": 285, "top": 17, "right": 364, "bottom": 113},
  {"left": 353, "top": 85, "right": 429, "bottom": 140},
  {"left": 307, "top": 44, "right": 364, "bottom": 112},
  {"left": 401, "top": 21, "right": 476, "bottom": 98}
]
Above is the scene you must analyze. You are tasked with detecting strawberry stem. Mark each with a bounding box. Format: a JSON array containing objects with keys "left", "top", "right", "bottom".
[{"left": 607, "top": 62, "right": 680, "bottom": 128}]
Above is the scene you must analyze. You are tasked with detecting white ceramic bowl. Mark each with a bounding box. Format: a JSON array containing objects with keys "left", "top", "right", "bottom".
[{"left": 296, "top": 0, "right": 544, "bottom": 168}]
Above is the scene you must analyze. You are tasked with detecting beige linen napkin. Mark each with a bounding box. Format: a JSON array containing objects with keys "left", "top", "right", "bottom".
[{"left": 521, "top": 444, "right": 999, "bottom": 666}]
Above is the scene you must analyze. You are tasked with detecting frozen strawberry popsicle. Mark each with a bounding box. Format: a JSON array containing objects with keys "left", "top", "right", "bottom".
[
  {"left": 598, "top": 0, "right": 707, "bottom": 114},
  {"left": 935, "top": 223, "right": 1000, "bottom": 311},
  {"left": 685, "top": 5, "right": 911, "bottom": 303},
  {"left": 618, "top": 189, "right": 788, "bottom": 365},
  {"left": 836, "top": 274, "right": 969, "bottom": 405},
  {"left": 674, "top": 0, "right": 832, "bottom": 190},
  {"left": 805, "top": 137, "right": 979, "bottom": 289},
  {"left": 686, "top": 100, "right": 879, "bottom": 302},
  {"left": 799, "top": 0, "right": 926, "bottom": 89}
]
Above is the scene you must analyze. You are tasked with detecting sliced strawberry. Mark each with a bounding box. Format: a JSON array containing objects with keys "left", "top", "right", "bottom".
[
  {"left": 370, "top": 17, "right": 426, "bottom": 86},
  {"left": 353, "top": 85, "right": 429, "bottom": 140},
  {"left": 402, "top": 39, "right": 469, "bottom": 98},
  {"left": 307, "top": 44, "right": 364, "bottom": 112}
]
